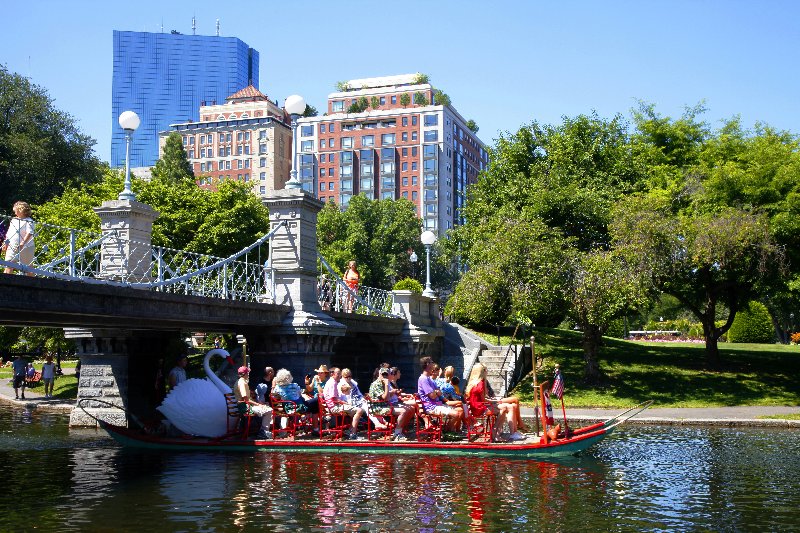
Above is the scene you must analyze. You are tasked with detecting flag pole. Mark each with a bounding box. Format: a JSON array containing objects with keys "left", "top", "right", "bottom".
[
  {"left": 531, "top": 335, "right": 539, "bottom": 437},
  {"left": 555, "top": 364, "right": 569, "bottom": 433}
]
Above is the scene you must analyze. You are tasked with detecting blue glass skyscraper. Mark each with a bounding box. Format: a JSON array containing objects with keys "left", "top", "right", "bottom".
[{"left": 111, "top": 30, "right": 259, "bottom": 167}]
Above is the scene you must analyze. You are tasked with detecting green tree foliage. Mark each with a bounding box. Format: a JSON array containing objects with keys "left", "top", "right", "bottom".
[
  {"left": 400, "top": 93, "right": 411, "bottom": 108},
  {"left": 335, "top": 81, "right": 351, "bottom": 92},
  {"left": 414, "top": 92, "right": 429, "bottom": 106},
  {"left": 433, "top": 90, "right": 451, "bottom": 106},
  {"left": 317, "top": 195, "right": 421, "bottom": 289},
  {"left": 347, "top": 97, "right": 369, "bottom": 114},
  {"left": 36, "top": 169, "right": 270, "bottom": 257},
  {"left": 152, "top": 132, "right": 194, "bottom": 182},
  {"left": 370, "top": 96, "right": 380, "bottom": 109},
  {"left": 0, "top": 65, "right": 102, "bottom": 208},
  {"left": 412, "top": 73, "right": 430, "bottom": 85},
  {"left": 393, "top": 278, "right": 423, "bottom": 293},
  {"left": 303, "top": 104, "right": 318, "bottom": 117},
  {"left": 466, "top": 119, "right": 479, "bottom": 133},
  {"left": 727, "top": 301, "right": 775, "bottom": 343}
]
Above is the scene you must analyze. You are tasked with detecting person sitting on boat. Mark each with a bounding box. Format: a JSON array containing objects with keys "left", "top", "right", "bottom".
[
  {"left": 309, "top": 365, "right": 329, "bottom": 398},
  {"left": 485, "top": 379, "right": 528, "bottom": 433},
  {"left": 235, "top": 366, "right": 273, "bottom": 439},
  {"left": 323, "top": 367, "right": 365, "bottom": 440},
  {"left": 254, "top": 367, "right": 275, "bottom": 404},
  {"left": 465, "top": 363, "right": 524, "bottom": 441},
  {"left": 387, "top": 366, "right": 417, "bottom": 431},
  {"left": 368, "top": 366, "right": 414, "bottom": 441},
  {"left": 271, "top": 368, "right": 318, "bottom": 415},
  {"left": 417, "top": 357, "right": 464, "bottom": 433},
  {"left": 340, "top": 368, "right": 386, "bottom": 430}
]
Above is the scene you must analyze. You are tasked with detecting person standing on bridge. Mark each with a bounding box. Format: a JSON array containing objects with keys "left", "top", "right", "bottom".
[
  {"left": 2, "top": 201, "right": 35, "bottom": 276},
  {"left": 343, "top": 260, "right": 360, "bottom": 312}
]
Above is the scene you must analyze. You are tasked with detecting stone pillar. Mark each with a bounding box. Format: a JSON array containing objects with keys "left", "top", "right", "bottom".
[
  {"left": 67, "top": 328, "right": 130, "bottom": 428},
  {"left": 392, "top": 290, "right": 445, "bottom": 357},
  {"left": 257, "top": 189, "right": 346, "bottom": 374},
  {"left": 93, "top": 199, "right": 159, "bottom": 282}
]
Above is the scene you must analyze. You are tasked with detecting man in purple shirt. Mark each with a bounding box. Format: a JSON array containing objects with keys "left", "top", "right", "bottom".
[
  {"left": 322, "top": 367, "right": 364, "bottom": 440},
  {"left": 417, "top": 356, "right": 463, "bottom": 432}
]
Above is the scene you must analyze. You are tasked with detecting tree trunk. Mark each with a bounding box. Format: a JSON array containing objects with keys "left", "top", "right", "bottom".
[
  {"left": 704, "top": 334, "right": 721, "bottom": 369},
  {"left": 582, "top": 324, "right": 602, "bottom": 385}
]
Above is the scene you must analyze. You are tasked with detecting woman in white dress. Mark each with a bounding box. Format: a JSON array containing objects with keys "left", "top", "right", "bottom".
[{"left": 3, "top": 201, "right": 35, "bottom": 275}]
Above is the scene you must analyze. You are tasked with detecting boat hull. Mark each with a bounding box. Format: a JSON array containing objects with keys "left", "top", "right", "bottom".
[{"left": 100, "top": 422, "right": 612, "bottom": 458}]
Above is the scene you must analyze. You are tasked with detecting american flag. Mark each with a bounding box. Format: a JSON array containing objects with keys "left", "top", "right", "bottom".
[{"left": 551, "top": 367, "right": 565, "bottom": 400}]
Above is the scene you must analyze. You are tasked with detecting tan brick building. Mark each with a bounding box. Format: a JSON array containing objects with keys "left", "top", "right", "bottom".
[{"left": 159, "top": 85, "right": 293, "bottom": 197}]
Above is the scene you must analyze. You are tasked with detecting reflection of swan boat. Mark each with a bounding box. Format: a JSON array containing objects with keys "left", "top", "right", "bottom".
[{"left": 94, "top": 401, "right": 651, "bottom": 459}]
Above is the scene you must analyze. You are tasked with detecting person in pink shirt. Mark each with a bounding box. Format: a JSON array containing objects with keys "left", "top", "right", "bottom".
[{"left": 322, "top": 367, "right": 365, "bottom": 440}]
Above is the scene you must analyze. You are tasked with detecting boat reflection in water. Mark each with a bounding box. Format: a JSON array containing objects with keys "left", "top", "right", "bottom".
[{"left": 1, "top": 404, "right": 799, "bottom": 531}]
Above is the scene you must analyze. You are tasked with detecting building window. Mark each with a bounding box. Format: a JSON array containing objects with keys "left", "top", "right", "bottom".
[
  {"left": 361, "top": 177, "right": 373, "bottom": 189},
  {"left": 259, "top": 130, "right": 267, "bottom": 140},
  {"left": 412, "top": 146, "right": 418, "bottom": 157},
  {"left": 245, "top": 160, "right": 250, "bottom": 168},
  {"left": 412, "top": 175, "right": 418, "bottom": 185},
  {"left": 332, "top": 101, "right": 344, "bottom": 112},
  {"left": 341, "top": 165, "right": 353, "bottom": 177},
  {"left": 381, "top": 133, "right": 395, "bottom": 145},
  {"left": 424, "top": 145, "right": 437, "bottom": 158},
  {"left": 425, "top": 190, "right": 437, "bottom": 201},
  {"left": 380, "top": 96, "right": 386, "bottom": 105},
  {"left": 424, "top": 130, "right": 438, "bottom": 142},
  {"left": 424, "top": 115, "right": 438, "bottom": 126},
  {"left": 402, "top": 132, "right": 408, "bottom": 142},
  {"left": 237, "top": 146, "right": 243, "bottom": 155},
  {"left": 329, "top": 181, "right": 335, "bottom": 189},
  {"left": 412, "top": 190, "right": 418, "bottom": 201},
  {"left": 328, "top": 153, "right": 335, "bottom": 163},
  {"left": 260, "top": 186, "right": 266, "bottom": 194},
  {"left": 362, "top": 135, "right": 374, "bottom": 147},
  {"left": 320, "top": 139, "right": 327, "bottom": 149},
  {"left": 402, "top": 162, "right": 408, "bottom": 171},
  {"left": 301, "top": 125, "right": 314, "bottom": 137},
  {"left": 426, "top": 204, "right": 437, "bottom": 214},
  {"left": 341, "top": 137, "right": 353, "bottom": 149},
  {"left": 259, "top": 158, "right": 266, "bottom": 167},
  {"left": 259, "top": 144, "right": 267, "bottom": 154},
  {"left": 402, "top": 147, "right": 408, "bottom": 157},
  {"left": 391, "top": 95, "right": 397, "bottom": 104},
  {"left": 402, "top": 191, "right": 408, "bottom": 198},
  {"left": 301, "top": 140, "right": 313, "bottom": 152},
  {"left": 412, "top": 162, "right": 418, "bottom": 171},
  {"left": 320, "top": 168, "right": 326, "bottom": 177},
  {"left": 382, "top": 191, "right": 394, "bottom": 200},
  {"left": 237, "top": 132, "right": 243, "bottom": 141},
  {"left": 200, "top": 163, "right": 206, "bottom": 172},
  {"left": 320, "top": 124, "right": 326, "bottom": 134},
  {"left": 320, "top": 182, "right": 327, "bottom": 191},
  {"left": 260, "top": 172, "right": 266, "bottom": 180},
  {"left": 402, "top": 117, "right": 408, "bottom": 127},
  {"left": 402, "top": 177, "right": 408, "bottom": 186},
  {"left": 237, "top": 160, "right": 243, "bottom": 169},
  {"left": 412, "top": 131, "right": 418, "bottom": 141},
  {"left": 412, "top": 116, "right": 418, "bottom": 126}
]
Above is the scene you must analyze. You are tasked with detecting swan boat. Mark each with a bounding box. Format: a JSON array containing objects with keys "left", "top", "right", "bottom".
[{"left": 84, "top": 345, "right": 651, "bottom": 458}]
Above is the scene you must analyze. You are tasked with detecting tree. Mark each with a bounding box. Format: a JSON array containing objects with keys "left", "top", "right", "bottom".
[
  {"left": 317, "top": 195, "right": 422, "bottom": 289},
  {"left": 152, "top": 132, "right": 194, "bottom": 183},
  {"left": 400, "top": 93, "right": 411, "bottom": 108},
  {"left": 370, "top": 96, "right": 380, "bottom": 109},
  {"left": 0, "top": 65, "right": 102, "bottom": 208},
  {"left": 433, "top": 90, "right": 451, "bottom": 107},
  {"left": 611, "top": 199, "right": 786, "bottom": 367},
  {"left": 347, "top": 97, "right": 369, "bottom": 114},
  {"left": 466, "top": 119, "right": 479, "bottom": 133},
  {"left": 335, "top": 81, "right": 351, "bottom": 92},
  {"left": 413, "top": 73, "right": 430, "bottom": 85},
  {"left": 303, "top": 104, "right": 318, "bottom": 117},
  {"left": 414, "top": 92, "right": 428, "bottom": 106}
]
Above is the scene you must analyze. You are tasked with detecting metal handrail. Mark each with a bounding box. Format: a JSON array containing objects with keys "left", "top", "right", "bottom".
[{"left": 317, "top": 255, "right": 399, "bottom": 318}]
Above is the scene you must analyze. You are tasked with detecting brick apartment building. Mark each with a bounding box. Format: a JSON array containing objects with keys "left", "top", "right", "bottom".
[
  {"left": 296, "top": 74, "right": 489, "bottom": 233},
  {"left": 160, "top": 85, "right": 293, "bottom": 197}
]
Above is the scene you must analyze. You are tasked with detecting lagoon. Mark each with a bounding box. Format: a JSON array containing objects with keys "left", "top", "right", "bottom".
[{"left": 1, "top": 404, "right": 799, "bottom": 532}]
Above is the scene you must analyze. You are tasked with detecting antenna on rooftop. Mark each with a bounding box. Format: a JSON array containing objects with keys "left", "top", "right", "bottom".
[
  {"left": 216, "top": 19, "right": 220, "bottom": 36},
  {"left": 160, "top": 19, "right": 164, "bottom": 33},
  {"left": 192, "top": 15, "right": 196, "bottom": 35}
]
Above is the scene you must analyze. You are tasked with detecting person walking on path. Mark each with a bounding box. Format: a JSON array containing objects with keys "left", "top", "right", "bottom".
[
  {"left": 41, "top": 355, "right": 57, "bottom": 398},
  {"left": 2, "top": 201, "right": 35, "bottom": 276},
  {"left": 12, "top": 354, "right": 28, "bottom": 399}
]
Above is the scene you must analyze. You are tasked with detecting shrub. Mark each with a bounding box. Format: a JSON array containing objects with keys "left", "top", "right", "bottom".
[
  {"left": 791, "top": 332, "right": 800, "bottom": 345},
  {"left": 727, "top": 301, "right": 775, "bottom": 344},
  {"left": 392, "top": 278, "right": 423, "bottom": 294}
]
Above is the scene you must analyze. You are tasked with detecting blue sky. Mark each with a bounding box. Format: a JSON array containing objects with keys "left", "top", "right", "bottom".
[{"left": 2, "top": 0, "right": 799, "bottom": 164}]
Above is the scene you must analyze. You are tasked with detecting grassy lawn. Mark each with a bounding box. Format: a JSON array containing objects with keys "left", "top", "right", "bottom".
[{"left": 469, "top": 327, "right": 800, "bottom": 409}]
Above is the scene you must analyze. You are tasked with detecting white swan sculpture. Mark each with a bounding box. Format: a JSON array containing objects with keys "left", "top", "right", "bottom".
[{"left": 157, "top": 349, "right": 237, "bottom": 437}]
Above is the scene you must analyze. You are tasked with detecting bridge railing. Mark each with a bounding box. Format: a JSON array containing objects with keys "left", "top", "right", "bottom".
[
  {"left": 0, "top": 214, "right": 283, "bottom": 303},
  {"left": 317, "top": 255, "right": 398, "bottom": 318}
]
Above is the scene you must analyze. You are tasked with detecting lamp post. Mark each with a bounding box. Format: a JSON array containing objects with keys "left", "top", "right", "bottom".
[
  {"left": 118, "top": 111, "right": 140, "bottom": 201},
  {"left": 284, "top": 94, "right": 306, "bottom": 190},
  {"left": 420, "top": 230, "right": 437, "bottom": 297},
  {"left": 409, "top": 250, "right": 418, "bottom": 280}
]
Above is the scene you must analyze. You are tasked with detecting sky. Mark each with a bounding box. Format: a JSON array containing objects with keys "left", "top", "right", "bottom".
[{"left": 2, "top": 0, "right": 799, "bottom": 164}]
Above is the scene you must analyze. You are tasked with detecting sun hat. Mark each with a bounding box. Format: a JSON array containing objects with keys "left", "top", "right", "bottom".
[
  {"left": 238, "top": 366, "right": 250, "bottom": 375},
  {"left": 314, "top": 365, "right": 329, "bottom": 373}
]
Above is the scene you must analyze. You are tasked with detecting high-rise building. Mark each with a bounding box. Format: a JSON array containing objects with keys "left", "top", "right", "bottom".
[
  {"left": 112, "top": 30, "right": 259, "bottom": 168},
  {"left": 296, "top": 74, "right": 488, "bottom": 233},
  {"left": 160, "top": 85, "right": 293, "bottom": 197}
]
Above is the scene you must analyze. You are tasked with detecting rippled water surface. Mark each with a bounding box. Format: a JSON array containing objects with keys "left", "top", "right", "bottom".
[{"left": 1, "top": 404, "right": 799, "bottom": 532}]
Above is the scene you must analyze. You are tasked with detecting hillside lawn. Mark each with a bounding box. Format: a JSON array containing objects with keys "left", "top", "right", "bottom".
[{"left": 469, "top": 328, "right": 800, "bottom": 408}]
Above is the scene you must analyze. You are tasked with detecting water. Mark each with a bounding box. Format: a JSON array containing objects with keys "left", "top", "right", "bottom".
[{"left": 2, "top": 404, "right": 799, "bottom": 532}]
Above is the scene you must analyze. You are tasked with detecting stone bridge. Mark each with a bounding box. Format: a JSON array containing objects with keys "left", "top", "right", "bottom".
[{"left": 0, "top": 188, "right": 444, "bottom": 426}]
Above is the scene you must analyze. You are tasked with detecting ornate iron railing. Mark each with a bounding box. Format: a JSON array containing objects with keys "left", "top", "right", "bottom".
[
  {"left": 0, "top": 214, "right": 283, "bottom": 302},
  {"left": 317, "top": 255, "right": 399, "bottom": 318}
]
